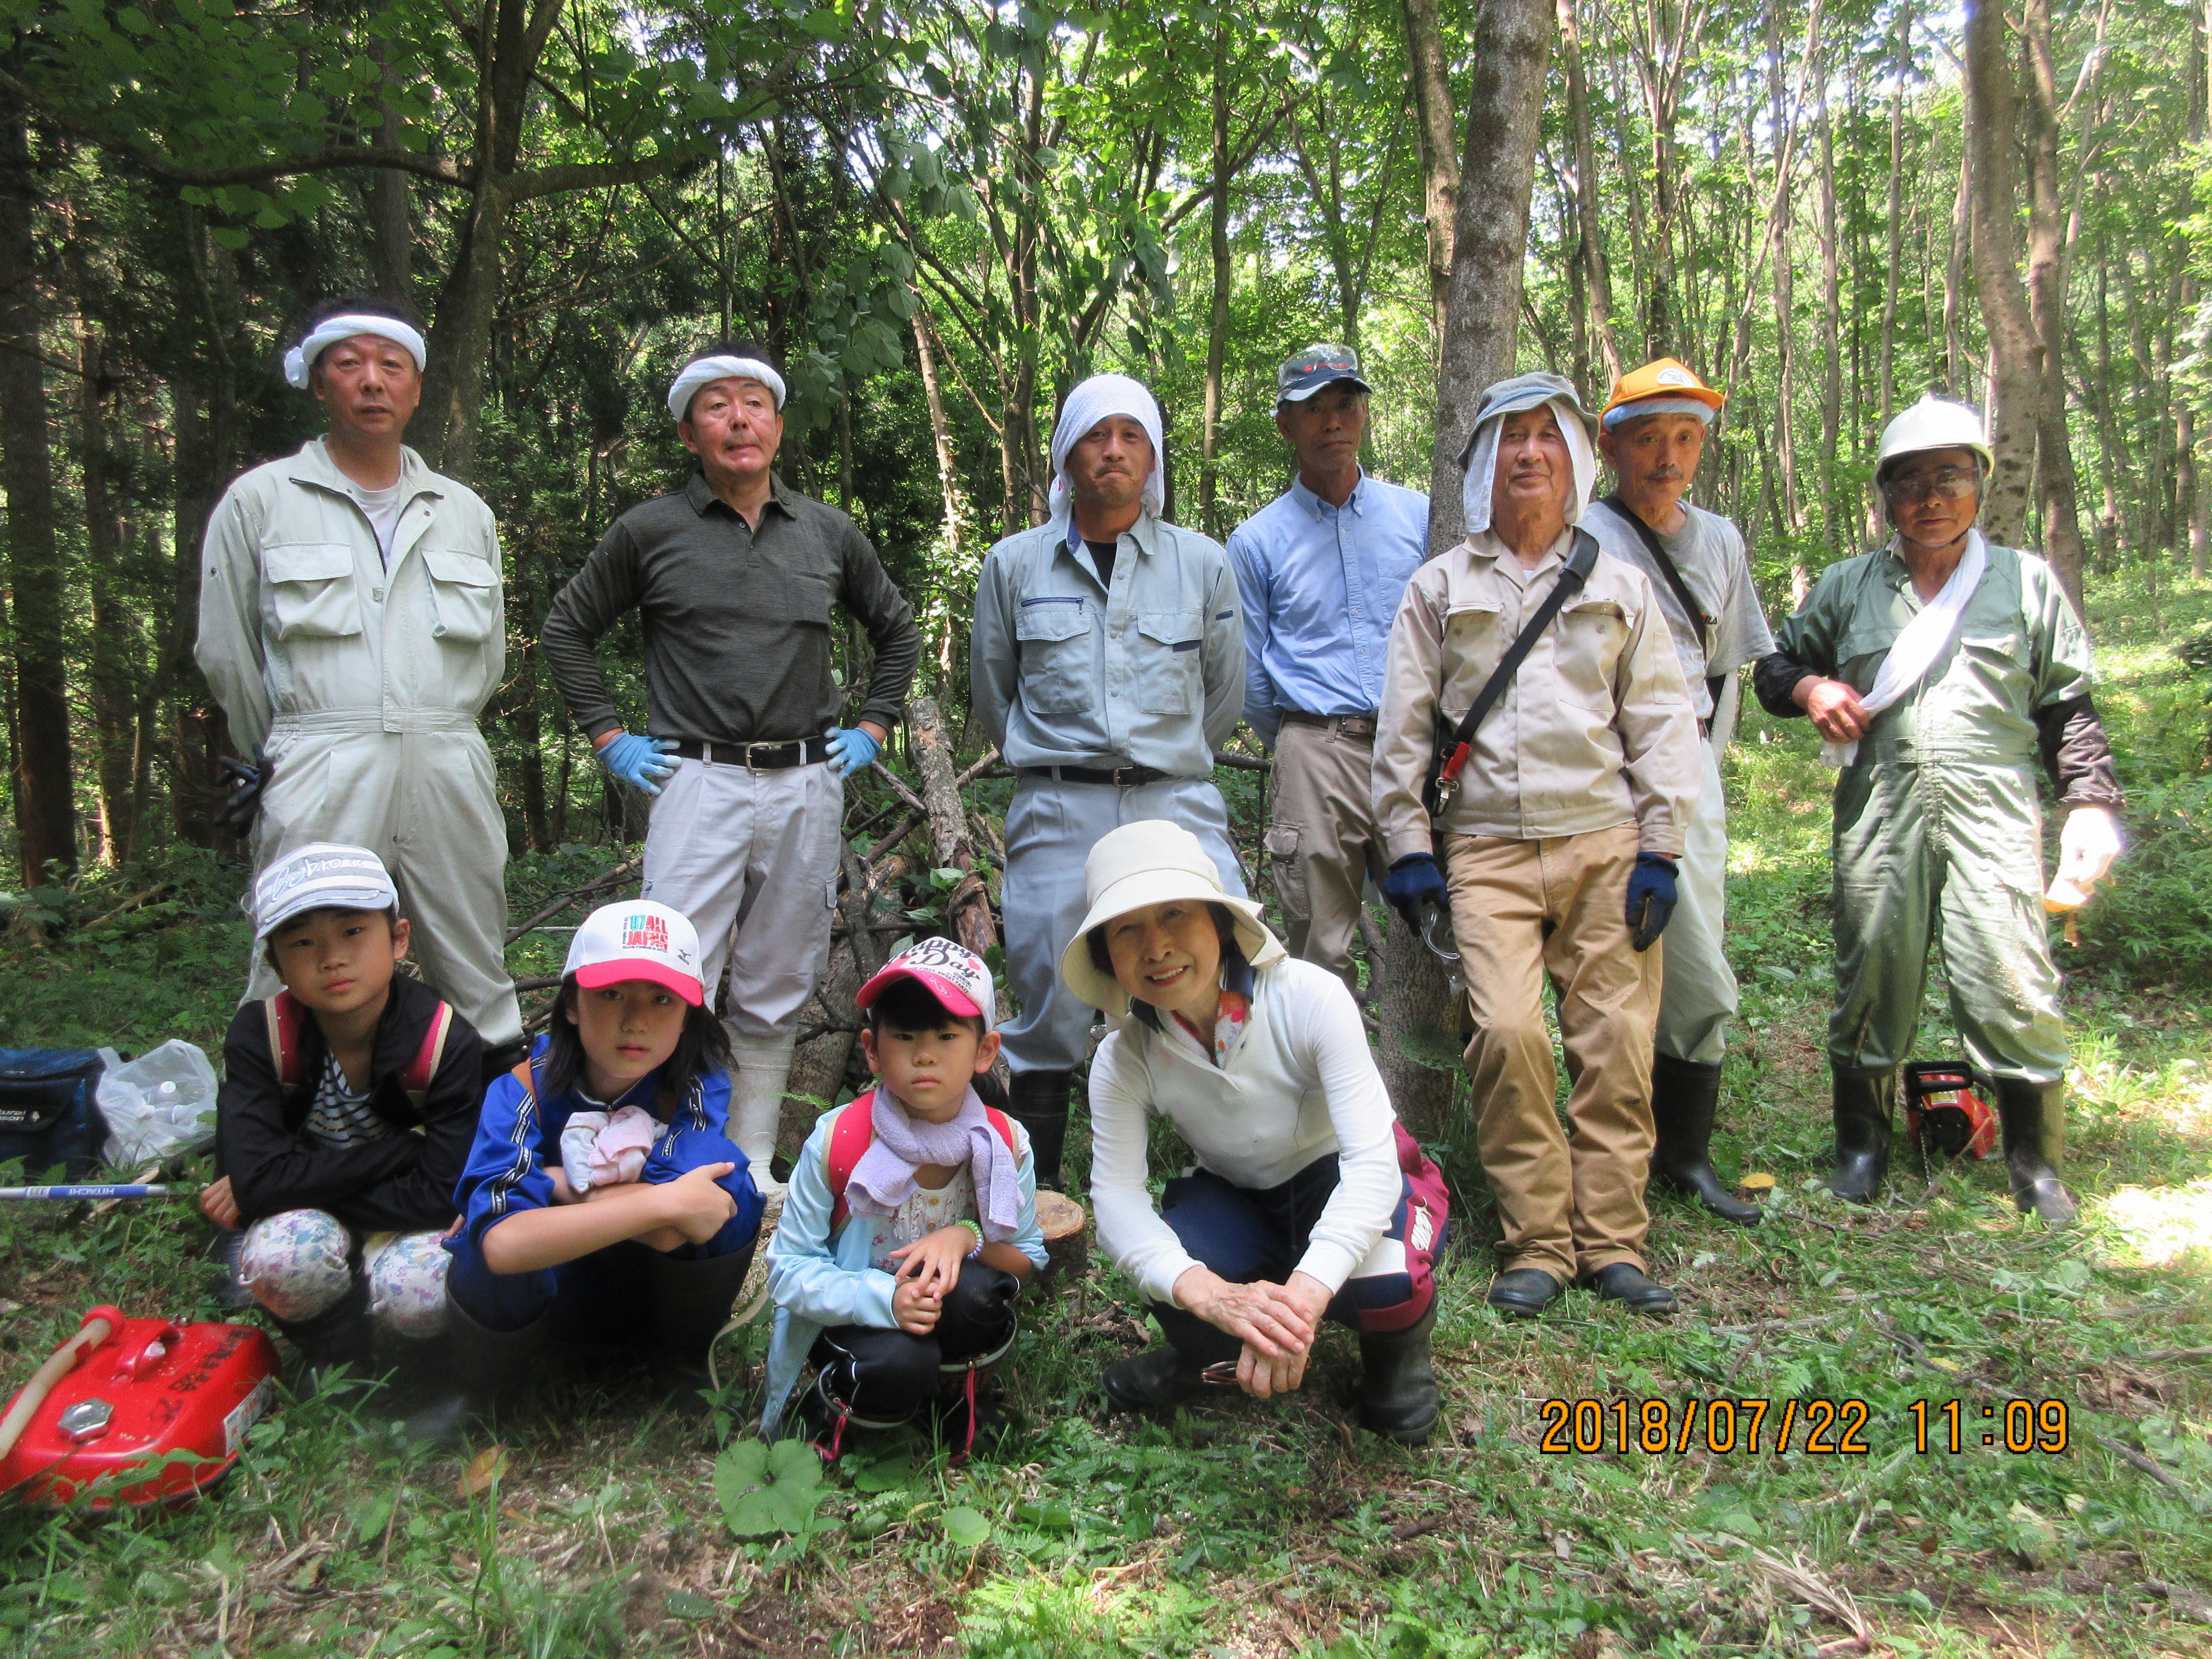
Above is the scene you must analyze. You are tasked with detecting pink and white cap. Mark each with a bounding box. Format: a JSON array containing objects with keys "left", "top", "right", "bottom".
[
  {"left": 856, "top": 936, "right": 996, "bottom": 1031},
  {"left": 564, "top": 899, "right": 705, "bottom": 1007}
]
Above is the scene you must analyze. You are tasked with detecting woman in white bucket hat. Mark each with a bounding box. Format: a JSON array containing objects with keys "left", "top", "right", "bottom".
[{"left": 1069, "top": 821, "right": 1449, "bottom": 1444}]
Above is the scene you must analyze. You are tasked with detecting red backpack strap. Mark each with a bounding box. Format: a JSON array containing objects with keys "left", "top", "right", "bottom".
[
  {"left": 825, "top": 1098, "right": 877, "bottom": 1234},
  {"left": 400, "top": 1001, "right": 455, "bottom": 1107},
  {"left": 263, "top": 991, "right": 308, "bottom": 1093},
  {"left": 984, "top": 1106, "right": 1019, "bottom": 1159}
]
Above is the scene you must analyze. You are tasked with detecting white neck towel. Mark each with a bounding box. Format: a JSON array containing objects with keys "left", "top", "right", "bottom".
[
  {"left": 1461, "top": 399, "right": 1597, "bottom": 536},
  {"left": 1823, "top": 530, "right": 1988, "bottom": 768},
  {"left": 1048, "top": 374, "right": 1166, "bottom": 519}
]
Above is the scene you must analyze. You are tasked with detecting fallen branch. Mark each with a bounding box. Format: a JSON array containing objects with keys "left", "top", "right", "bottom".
[
  {"left": 77, "top": 882, "right": 177, "bottom": 933},
  {"left": 868, "top": 758, "right": 929, "bottom": 815},
  {"left": 954, "top": 746, "right": 1002, "bottom": 789},
  {"left": 505, "top": 855, "right": 641, "bottom": 944},
  {"left": 2090, "top": 1430, "right": 2186, "bottom": 1491}
]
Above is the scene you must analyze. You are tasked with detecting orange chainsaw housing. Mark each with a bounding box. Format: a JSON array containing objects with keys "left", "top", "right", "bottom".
[
  {"left": 1903, "top": 1062, "right": 2000, "bottom": 1162},
  {"left": 0, "top": 1307, "right": 279, "bottom": 1509}
]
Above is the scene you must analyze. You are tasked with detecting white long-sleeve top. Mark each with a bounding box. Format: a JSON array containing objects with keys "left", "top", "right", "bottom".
[{"left": 1088, "top": 957, "right": 1402, "bottom": 1304}]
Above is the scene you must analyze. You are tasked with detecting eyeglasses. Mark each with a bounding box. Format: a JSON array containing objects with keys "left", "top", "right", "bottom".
[{"left": 1881, "top": 467, "right": 1979, "bottom": 504}]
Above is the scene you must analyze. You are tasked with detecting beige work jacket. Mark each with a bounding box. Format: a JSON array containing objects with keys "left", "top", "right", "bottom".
[
  {"left": 1373, "top": 526, "right": 1700, "bottom": 861},
  {"left": 195, "top": 439, "right": 505, "bottom": 753}
]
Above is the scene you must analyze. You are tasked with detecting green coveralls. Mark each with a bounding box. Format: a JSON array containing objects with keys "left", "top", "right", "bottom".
[{"left": 1771, "top": 542, "right": 2094, "bottom": 1086}]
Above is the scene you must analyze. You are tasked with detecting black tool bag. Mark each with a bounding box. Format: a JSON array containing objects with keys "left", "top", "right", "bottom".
[{"left": 0, "top": 1049, "right": 110, "bottom": 1180}]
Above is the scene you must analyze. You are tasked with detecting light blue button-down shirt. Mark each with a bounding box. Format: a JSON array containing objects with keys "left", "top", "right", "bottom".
[
  {"left": 970, "top": 508, "right": 1245, "bottom": 775},
  {"left": 1227, "top": 470, "right": 1430, "bottom": 749}
]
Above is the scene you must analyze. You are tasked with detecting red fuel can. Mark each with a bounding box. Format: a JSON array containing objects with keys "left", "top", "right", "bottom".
[{"left": 0, "top": 1306, "right": 279, "bottom": 1509}]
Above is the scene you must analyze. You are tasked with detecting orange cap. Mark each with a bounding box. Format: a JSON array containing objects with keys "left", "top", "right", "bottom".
[{"left": 1600, "top": 358, "right": 1726, "bottom": 426}]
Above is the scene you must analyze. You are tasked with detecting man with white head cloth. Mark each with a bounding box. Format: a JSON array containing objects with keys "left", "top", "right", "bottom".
[
  {"left": 1372, "top": 372, "right": 1701, "bottom": 1318},
  {"left": 197, "top": 294, "right": 524, "bottom": 1074},
  {"left": 970, "top": 373, "right": 1247, "bottom": 1186},
  {"left": 541, "top": 340, "right": 920, "bottom": 1195}
]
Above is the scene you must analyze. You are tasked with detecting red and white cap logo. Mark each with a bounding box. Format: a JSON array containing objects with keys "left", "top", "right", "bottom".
[
  {"left": 856, "top": 937, "right": 996, "bottom": 1031},
  {"left": 565, "top": 899, "right": 704, "bottom": 1007}
]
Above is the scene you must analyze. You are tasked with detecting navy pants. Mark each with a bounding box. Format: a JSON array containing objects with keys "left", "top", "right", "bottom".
[
  {"left": 1152, "top": 1156, "right": 1436, "bottom": 1364},
  {"left": 448, "top": 1130, "right": 761, "bottom": 1337},
  {"left": 812, "top": 1262, "right": 1021, "bottom": 1417}
]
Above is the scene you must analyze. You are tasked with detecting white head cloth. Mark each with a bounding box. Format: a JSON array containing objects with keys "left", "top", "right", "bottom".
[
  {"left": 1823, "top": 529, "right": 1989, "bottom": 769},
  {"left": 1048, "top": 373, "right": 1166, "bottom": 518},
  {"left": 1461, "top": 398, "right": 1597, "bottom": 536},
  {"left": 667, "top": 355, "right": 788, "bottom": 422},
  {"left": 283, "top": 314, "right": 426, "bottom": 390}
]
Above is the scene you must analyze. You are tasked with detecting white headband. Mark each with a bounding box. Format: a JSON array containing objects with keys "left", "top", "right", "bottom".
[
  {"left": 667, "top": 355, "right": 788, "bottom": 422},
  {"left": 1048, "top": 373, "right": 1166, "bottom": 518},
  {"left": 283, "top": 315, "right": 427, "bottom": 390}
]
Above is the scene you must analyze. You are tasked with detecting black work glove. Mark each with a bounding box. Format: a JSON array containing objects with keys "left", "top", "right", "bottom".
[
  {"left": 1625, "top": 853, "right": 1679, "bottom": 952},
  {"left": 213, "top": 747, "right": 273, "bottom": 834},
  {"left": 1384, "top": 852, "right": 1448, "bottom": 932}
]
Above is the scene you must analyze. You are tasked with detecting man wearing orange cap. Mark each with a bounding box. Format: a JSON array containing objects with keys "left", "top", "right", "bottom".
[{"left": 1582, "top": 359, "right": 1774, "bottom": 1227}]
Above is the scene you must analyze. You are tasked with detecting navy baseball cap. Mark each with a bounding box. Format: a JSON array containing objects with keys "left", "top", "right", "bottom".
[{"left": 1277, "top": 343, "right": 1371, "bottom": 404}]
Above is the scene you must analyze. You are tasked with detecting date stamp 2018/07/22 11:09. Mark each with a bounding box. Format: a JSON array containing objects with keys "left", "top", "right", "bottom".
[{"left": 1535, "top": 1398, "right": 2072, "bottom": 1457}]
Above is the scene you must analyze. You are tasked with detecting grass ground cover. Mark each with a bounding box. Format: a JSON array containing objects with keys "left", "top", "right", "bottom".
[{"left": 1, "top": 579, "right": 2207, "bottom": 1658}]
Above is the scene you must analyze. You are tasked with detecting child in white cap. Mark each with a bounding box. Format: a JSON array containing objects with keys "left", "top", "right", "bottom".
[
  {"left": 760, "top": 938, "right": 1047, "bottom": 1455},
  {"left": 203, "top": 843, "right": 486, "bottom": 1389},
  {"left": 444, "top": 899, "right": 764, "bottom": 1394}
]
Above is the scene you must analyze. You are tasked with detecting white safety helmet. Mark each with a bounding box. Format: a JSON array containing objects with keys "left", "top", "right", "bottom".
[{"left": 1875, "top": 393, "right": 1994, "bottom": 483}]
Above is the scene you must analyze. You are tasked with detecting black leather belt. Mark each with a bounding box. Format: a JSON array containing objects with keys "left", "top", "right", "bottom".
[
  {"left": 1279, "top": 709, "right": 1378, "bottom": 740},
  {"left": 1020, "top": 763, "right": 1171, "bottom": 787},
  {"left": 671, "top": 736, "right": 832, "bottom": 769}
]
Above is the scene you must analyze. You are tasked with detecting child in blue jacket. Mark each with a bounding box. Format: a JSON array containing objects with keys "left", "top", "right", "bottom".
[
  {"left": 446, "top": 899, "right": 763, "bottom": 1394},
  {"left": 762, "top": 939, "right": 1047, "bottom": 1453}
]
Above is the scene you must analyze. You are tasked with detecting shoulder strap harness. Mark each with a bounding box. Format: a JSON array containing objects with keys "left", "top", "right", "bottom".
[
  {"left": 825, "top": 1096, "right": 1018, "bottom": 1233},
  {"left": 1599, "top": 494, "right": 1728, "bottom": 716},
  {"left": 263, "top": 988, "right": 455, "bottom": 1112}
]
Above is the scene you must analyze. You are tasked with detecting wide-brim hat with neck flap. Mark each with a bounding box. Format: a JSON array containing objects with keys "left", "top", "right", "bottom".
[{"left": 1059, "top": 820, "right": 1284, "bottom": 1015}]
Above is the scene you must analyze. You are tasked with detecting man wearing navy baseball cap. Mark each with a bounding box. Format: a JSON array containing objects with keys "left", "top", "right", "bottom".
[{"left": 1228, "top": 345, "right": 1430, "bottom": 987}]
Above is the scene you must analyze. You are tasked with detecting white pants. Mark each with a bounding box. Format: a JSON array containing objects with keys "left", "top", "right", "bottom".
[
  {"left": 245, "top": 715, "right": 520, "bottom": 1045},
  {"left": 999, "top": 775, "right": 1246, "bottom": 1074},
  {"left": 640, "top": 757, "right": 843, "bottom": 1038},
  {"left": 1653, "top": 735, "right": 1738, "bottom": 1065}
]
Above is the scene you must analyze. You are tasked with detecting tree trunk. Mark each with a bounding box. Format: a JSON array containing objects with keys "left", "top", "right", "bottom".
[
  {"left": 1388, "top": 0, "right": 1555, "bottom": 1143},
  {"left": 1401, "top": 0, "right": 1461, "bottom": 340},
  {"left": 1767, "top": 2, "right": 1801, "bottom": 529},
  {"left": 0, "top": 95, "right": 76, "bottom": 885},
  {"left": 1963, "top": 0, "right": 2043, "bottom": 550},
  {"left": 1817, "top": 66, "right": 1843, "bottom": 564},
  {"left": 1942, "top": 145, "right": 1971, "bottom": 394},
  {"left": 1199, "top": 21, "right": 1233, "bottom": 540},
  {"left": 75, "top": 311, "right": 138, "bottom": 866},
  {"left": 2019, "top": 0, "right": 2089, "bottom": 611},
  {"left": 369, "top": 30, "right": 413, "bottom": 306},
  {"left": 1879, "top": 4, "right": 1912, "bottom": 423},
  {"left": 1557, "top": 0, "right": 1618, "bottom": 386}
]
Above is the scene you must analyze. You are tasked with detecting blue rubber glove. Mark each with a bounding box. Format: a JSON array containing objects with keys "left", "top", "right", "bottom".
[
  {"left": 1625, "top": 853, "right": 1679, "bottom": 952},
  {"left": 1383, "top": 852, "right": 1448, "bottom": 932},
  {"left": 825, "top": 725, "right": 881, "bottom": 777},
  {"left": 598, "top": 732, "right": 680, "bottom": 795}
]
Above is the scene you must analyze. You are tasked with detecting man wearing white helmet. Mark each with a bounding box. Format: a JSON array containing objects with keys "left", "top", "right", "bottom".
[
  {"left": 1755, "top": 394, "right": 2125, "bottom": 1224},
  {"left": 197, "top": 295, "right": 524, "bottom": 1074},
  {"left": 541, "top": 342, "right": 920, "bottom": 1195},
  {"left": 970, "top": 373, "right": 1247, "bottom": 1187}
]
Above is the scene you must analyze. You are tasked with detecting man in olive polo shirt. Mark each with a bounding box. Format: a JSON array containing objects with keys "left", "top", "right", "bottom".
[{"left": 541, "top": 343, "right": 920, "bottom": 1194}]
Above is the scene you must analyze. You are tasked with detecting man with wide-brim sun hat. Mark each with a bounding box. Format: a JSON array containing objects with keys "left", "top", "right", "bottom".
[
  {"left": 1072, "top": 819, "right": 1449, "bottom": 1444},
  {"left": 1753, "top": 393, "right": 2125, "bottom": 1224},
  {"left": 1582, "top": 358, "right": 1776, "bottom": 1228}
]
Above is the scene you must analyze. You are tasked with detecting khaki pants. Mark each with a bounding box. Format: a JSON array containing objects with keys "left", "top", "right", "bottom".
[
  {"left": 1263, "top": 719, "right": 1389, "bottom": 986},
  {"left": 1444, "top": 822, "right": 1660, "bottom": 1282}
]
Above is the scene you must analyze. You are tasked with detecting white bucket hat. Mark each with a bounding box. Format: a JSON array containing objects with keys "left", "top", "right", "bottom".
[{"left": 1057, "top": 821, "right": 1284, "bottom": 1014}]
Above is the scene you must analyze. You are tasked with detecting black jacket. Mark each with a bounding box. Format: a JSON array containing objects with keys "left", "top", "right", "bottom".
[{"left": 215, "top": 974, "right": 485, "bottom": 1233}]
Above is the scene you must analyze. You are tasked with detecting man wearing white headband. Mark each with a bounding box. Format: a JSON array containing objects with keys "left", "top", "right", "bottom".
[
  {"left": 1580, "top": 359, "right": 1775, "bottom": 1228},
  {"left": 197, "top": 295, "right": 524, "bottom": 1074},
  {"left": 541, "top": 340, "right": 919, "bottom": 1194},
  {"left": 1373, "top": 372, "right": 1700, "bottom": 1320},
  {"left": 969, "top": 371, "right": 1247, "bottom": 1187}
]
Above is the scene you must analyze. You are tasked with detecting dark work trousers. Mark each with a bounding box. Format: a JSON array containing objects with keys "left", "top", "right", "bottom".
[
  {"left": 1150, "top": 1156, "right": 1435, "bottom": 1364},
  {"left": 810, "top": 1261, "right": 1022, "bottom": 1416}
]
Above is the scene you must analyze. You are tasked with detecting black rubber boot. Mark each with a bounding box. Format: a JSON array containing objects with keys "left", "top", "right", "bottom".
[
  {"left": 1995, "top": 1077, "right": 2078, "bottom": 1225},
  {"left": 1829, "top": 1067, "right": 1897, "bottom": 1204},
  {"left": 445, "top": 1295, "right": 553, "bottom": 1407},
  {"left": 645, "top": 1244, "right": 758, "bottom": 1393},
  {"left": 378, "top": 1333, "right": 472, "bottom": 1447},
  {"left": 1357, "top": 1301, "right": 1440, "bottom": 1445},
  {"left": 1583, "top": 1262, "right": 1679, "bottom": 1315},
  {"left": 1101, "top": 1346, "right": 1214, "bottom": 1412},
  {"left": 479, "top": 1038, "right": 531, "bottom": 1088},
  {"left": 1650, "top": 1054, "right": 1764, "bottom": 1226},
  {"left": 1008, "top": 1069, "right": 1073, "bottom": 1190},
  {"left": 271, "top": 1276, "right": 373, "bottom": 1396}
]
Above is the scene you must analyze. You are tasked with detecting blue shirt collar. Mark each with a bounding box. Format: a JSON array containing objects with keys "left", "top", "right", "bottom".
[{"left": 1289, "top": 469, "right": 1366, "bottom": 521}]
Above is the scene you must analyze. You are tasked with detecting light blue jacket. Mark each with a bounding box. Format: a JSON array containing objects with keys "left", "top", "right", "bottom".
[
  {"left": 758, "top": 1100, "right": 1048, "bottom": 1438},
  {"left": 970, "top": 509, "right": 1245, "bottom": 775}
]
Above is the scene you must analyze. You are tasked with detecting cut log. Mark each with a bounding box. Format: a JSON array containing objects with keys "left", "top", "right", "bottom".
[
  {"left": 778, "top": 850, "right": 905, "bottom": 1160},
  {"left": 905, "top": 695, "right": 997, "bottom": 960},
  {"left": 1034, "top": 1190, "right": 1089, "bottom": 1281}
]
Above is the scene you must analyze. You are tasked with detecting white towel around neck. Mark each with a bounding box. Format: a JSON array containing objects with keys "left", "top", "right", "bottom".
[{"left": 1822, "top": 530, "right": 1988, "bottom": 768}]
